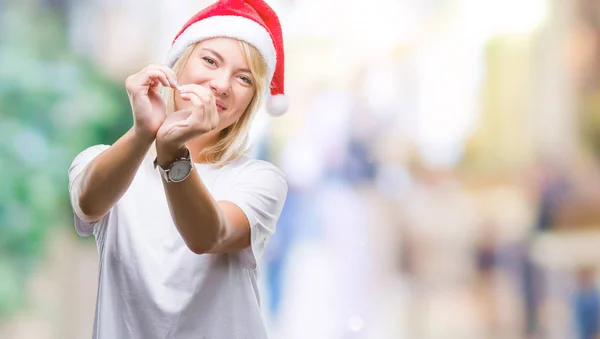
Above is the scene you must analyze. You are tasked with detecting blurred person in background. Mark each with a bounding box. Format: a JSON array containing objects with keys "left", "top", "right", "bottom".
[
  {"left": 522, "top": 159, "right": 570, "bottom": 338},
  {"left": 573, "top": 266, "right": 600, "bottom": 339},
  {"left": 473, "top": 221, "right": 505, "bottom": 337},
  {"left": 66, "top": 0, "right": 290, "bottom": 338}
]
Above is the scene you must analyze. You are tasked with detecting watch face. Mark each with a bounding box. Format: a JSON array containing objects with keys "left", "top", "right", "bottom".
[{"left": 169, "top": 160, "right": 193, "bottom": 182}]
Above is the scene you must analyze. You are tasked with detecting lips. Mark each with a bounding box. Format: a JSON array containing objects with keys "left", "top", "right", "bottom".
[{"left": 215, "top": 99, "right": 227, "bottom": 112}]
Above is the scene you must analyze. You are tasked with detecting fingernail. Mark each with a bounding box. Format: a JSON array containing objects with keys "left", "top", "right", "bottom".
[{"left": 172, "top": 79, "right": 179, "bottom": 87}]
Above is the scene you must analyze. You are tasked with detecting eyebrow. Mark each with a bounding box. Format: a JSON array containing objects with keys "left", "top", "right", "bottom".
[{"left": 201, "top": 48, "right": 251, "bottom": 73}]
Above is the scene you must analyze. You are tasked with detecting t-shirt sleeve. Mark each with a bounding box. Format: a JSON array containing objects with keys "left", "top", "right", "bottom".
[
  {"left": 68, "top": 144, "right": 110, "bottom": 237},
  {"left": 221, "top": 161, "right": 288, "bottom": 270}
]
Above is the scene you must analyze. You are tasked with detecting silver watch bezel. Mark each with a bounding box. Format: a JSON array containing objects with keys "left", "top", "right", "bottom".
[{"left": 153, "top": 148, "right": 193, "bottom": 183}]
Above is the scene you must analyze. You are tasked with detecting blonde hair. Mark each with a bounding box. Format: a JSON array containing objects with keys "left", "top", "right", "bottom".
[{"left": 158, "top": 39, "right": 268, "bottom": 167}]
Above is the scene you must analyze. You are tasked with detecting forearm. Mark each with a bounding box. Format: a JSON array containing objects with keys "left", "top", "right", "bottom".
[
  {"left": 76, "top": 128, "right": 154, "bottom": 221},
  {"left": 161, "top": 170, "right": 226, "bottom": 254}
]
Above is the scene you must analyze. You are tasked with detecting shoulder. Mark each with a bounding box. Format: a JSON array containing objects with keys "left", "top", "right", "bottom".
[
  {"left": 72, "top": 144, "right": 110, "bottom": 164},
  {"left": 217, "top": 157, "right": 288, "bottom": 202},
  {"left": 227, "top": 156, "right": 287, "bottom": 185},
  {"left": 219, "top": 157, "right": 288, "bottom": 223},
  {"left": 80, "top": 144, "right": 110, "bottom": 155},
  {"left": 70, "top": 145, "right": 110, "bottom": 171}
]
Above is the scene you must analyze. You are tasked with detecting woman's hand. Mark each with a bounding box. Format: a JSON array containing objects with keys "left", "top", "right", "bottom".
[
  {"left": 156, "top": 84, "right": 220, "bottom": 161},
  {"left": 125, "top": 64, "right": 178, "bottom": 141}
]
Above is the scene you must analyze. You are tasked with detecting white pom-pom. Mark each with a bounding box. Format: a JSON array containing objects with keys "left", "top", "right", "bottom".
[{"left": 266, "top": 94, "right": 289, "bottom": 117}]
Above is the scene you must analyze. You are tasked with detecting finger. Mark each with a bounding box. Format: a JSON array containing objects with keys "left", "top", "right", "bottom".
[
  {"left": 179, "top": 85, "right": 215, "bottom": 111},
  {"left": 199, "top": 91, "right": 219, "bottom": 130},
  {"left": 198, "top": 92, "right": 215, "bottom": 112},
  {"left": 147, "top": 64, "right": 178, "bottom": 88},
  {"left": 180, "top": 91, "right": 204, "bottom": 109},
  {"left": 192, "top": 91, "right": 218, "bottom": 128},
  {"left": 194, "top": 92, "right": 219, "bottom": 129},
  {"left": 210, "top": 107, "right": 220, "bottom": 129},
  {"left": 139, "top": 68, "right": 170, "bottom": 88},
  {"left": 180, "top": 92, "right": 219, "bottom": 131},
  {"left": 179, "top": 92, "right": 206, "bottom": 126},
  {"left": 178, "top": 84, "right": 213, "bottom": 97}
]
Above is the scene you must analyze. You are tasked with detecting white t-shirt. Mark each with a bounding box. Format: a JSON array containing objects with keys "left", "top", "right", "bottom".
[{"left": 68, "top": 145, "right": 288, "bottom": 339}]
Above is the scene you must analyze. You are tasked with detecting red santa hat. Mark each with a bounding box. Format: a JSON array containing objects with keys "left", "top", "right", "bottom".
[{"left": 165, "top": 0, "right": 288, "bottom": 117}]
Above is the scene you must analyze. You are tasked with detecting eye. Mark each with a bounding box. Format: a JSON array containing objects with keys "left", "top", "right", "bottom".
[
  {"left": 238, "top": 75, "right": 253, "bottom": 85},
  {"left": 202, "top": 57, "right": 217, "bottom": 66}
]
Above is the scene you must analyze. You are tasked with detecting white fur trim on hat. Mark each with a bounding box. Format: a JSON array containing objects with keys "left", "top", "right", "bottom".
[
  {"left": 266, "top": 94, "right": 289, "bottom": 116},
  {"left": 165, "top": 15, "right": 277, "bottom": 83}
]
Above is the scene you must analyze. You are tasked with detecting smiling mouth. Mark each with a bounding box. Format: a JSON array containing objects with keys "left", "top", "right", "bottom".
[{"left": 215, "top": 100, "right": 227, "bottom": 112}]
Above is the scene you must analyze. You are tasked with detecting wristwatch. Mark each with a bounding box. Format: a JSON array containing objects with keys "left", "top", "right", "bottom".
[{"left": 153, "top": 148, "right": 193, "bottom": 183}]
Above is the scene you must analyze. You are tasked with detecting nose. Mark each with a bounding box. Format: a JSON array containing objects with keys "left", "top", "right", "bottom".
[{"left": 209, "top": 71, "right": 231, "bottom": 97}]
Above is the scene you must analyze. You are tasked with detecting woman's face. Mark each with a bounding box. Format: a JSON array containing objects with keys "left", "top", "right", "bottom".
[{"left": 175, "top": 37, "right": 256, "bottom": 132}]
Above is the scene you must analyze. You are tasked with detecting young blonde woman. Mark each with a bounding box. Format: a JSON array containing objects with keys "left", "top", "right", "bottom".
[{"left": 68, "top": 1, "right": 289, "bottom": 338}]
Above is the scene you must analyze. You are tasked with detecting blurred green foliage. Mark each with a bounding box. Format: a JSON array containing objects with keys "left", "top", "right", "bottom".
[{"left": 0, "top": 4, "right": 130, "bottom": 318}]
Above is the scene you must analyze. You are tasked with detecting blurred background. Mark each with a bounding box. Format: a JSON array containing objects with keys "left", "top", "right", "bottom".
[{"left": 2, "top": 0, "right": 600, "bottom": 338}]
